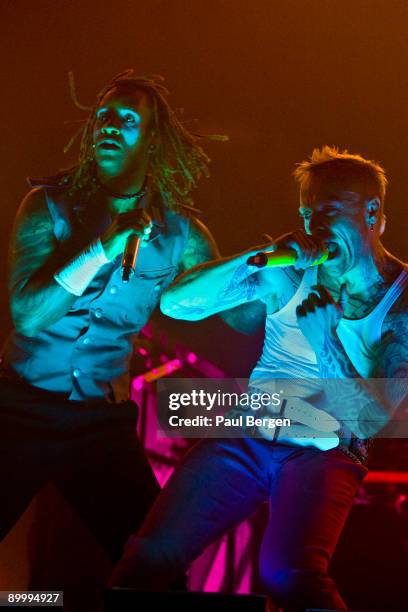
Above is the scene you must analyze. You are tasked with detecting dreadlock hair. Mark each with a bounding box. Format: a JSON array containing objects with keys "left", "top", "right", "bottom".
[
  {"left": 293, "top": 146, "right": 388, "bottom": 207},
  {"left": 63, "top": 70, "right": 227, "bottom": 214}
]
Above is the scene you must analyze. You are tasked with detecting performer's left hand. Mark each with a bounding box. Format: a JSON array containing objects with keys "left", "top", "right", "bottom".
[{"left": 295, "top": 284, "right": 348, "bottom": 350}]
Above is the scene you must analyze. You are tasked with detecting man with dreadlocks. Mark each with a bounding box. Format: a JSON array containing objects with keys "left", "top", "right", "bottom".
[{"left": 0, "top": 72, "right": 258, "bottom": 588}]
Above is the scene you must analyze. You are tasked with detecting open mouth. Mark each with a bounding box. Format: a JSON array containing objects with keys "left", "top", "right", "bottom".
[{"left": 97, "top": 140, "right": 122, "bottom": 150}]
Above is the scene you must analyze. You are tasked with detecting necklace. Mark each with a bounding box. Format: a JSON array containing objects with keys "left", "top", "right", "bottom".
[{"left": 96, "top": 176, "right": 146, "bottom": 200}]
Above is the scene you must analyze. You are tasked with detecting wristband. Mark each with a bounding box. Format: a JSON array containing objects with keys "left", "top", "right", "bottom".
[{"left": 54, "top": 239, "right": 111, "bottom": 296}]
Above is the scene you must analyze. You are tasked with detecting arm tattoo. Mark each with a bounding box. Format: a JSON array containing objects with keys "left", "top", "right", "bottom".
[
  {"left": 9, "top": 208, "right": 55, "bottom": 292},
  {"left": 170, "top": 218, "right": 261, "bottom": 316},
  {"left": 317, "top": 334, "right": 388, "bottom": 438},
  {"left": 318, "top": 334, "right": 357, "bottom": 379},
  {"left": 179, "top": 218, "right": 217, "bottom": 273},
  {"left": 217, "top": 264, "right": 259, "bottom": 305},
  {"left": 374, "top": 317, "right": 408, "bottom": 415},
  {"left": 165, "top": 263, "right": 260, "bottom": 318}
]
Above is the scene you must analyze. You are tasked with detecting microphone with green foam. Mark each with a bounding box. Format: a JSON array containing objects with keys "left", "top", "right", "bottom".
[{"left": 247, "top": 248, "right": 328, "bottom": 268}]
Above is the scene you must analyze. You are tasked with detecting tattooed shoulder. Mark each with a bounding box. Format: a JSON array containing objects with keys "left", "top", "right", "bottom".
[
  {"left": 9, "top": 188, "right": 55, "bottom": 284},
  {"left": 383, "top": 280, "right": 408, "bottom": 333},
  {"left": 376, "top": 284, "right": 408, "bottom": 377},
  {"left": 13, "top": 188, "right": 53, "bottom": 240},
  {"left": 179, "top": 217, "right": 219, "bottom": 272}
]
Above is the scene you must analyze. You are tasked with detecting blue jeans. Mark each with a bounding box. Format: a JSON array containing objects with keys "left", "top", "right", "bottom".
[{"left": 111, "top": 437, "right": 367, "bottom": 611}]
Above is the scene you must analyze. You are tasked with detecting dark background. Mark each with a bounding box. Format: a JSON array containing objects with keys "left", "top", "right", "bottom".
[{"left": 2, "top": 0, "right": 408, "bottom": 374}]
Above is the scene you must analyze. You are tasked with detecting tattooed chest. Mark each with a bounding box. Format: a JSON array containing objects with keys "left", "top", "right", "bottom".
[{"left": 334, "top": 287, "right": 389, "bottom": 318}]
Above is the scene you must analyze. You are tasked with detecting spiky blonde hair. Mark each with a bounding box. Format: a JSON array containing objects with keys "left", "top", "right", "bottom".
[{"left": 294, "top": 146, "right": 387, "bottom": 204}]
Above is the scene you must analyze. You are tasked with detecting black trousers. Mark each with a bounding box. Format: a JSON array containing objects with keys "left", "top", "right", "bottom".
[{"left": 0, "top": 376, "right": 159, "bottom": 563}]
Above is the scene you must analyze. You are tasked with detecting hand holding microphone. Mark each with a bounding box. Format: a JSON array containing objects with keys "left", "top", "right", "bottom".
[
  {"left": 100, "top": 209, "right": 153, "bottom": 282},
  {"left": 247, "top": 230, "right": 328, "bottom": 269}
]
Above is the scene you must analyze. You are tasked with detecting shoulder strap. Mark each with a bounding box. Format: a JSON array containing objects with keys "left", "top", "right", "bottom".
[{"left": 374, "top": 268, "right": 408, "bottom": 319}]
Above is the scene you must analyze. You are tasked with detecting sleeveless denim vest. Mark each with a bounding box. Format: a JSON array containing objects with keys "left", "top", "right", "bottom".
[{"left": 3, "top": 186, "right": 190, "bottom": 401}]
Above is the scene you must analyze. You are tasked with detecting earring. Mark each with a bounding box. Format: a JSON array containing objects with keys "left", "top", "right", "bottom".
[{"left": 369, "top": 220, "right": 375, "bottom": 231}]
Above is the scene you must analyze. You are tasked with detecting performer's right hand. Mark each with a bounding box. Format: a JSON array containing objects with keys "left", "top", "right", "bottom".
[
  {"left": 100, "top": 210, "right": 153, "bottom": 260},
  {"left": 271, "top": 229, "right": 326, "bottom": 270}
]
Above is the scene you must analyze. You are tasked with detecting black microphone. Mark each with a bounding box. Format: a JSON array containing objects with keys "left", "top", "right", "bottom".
[
  {"left": 122, "top": 234, "right": 141, "bottom": 283},
  {"left": 247, "top": 247, "right": 328, "bottom": 268}
]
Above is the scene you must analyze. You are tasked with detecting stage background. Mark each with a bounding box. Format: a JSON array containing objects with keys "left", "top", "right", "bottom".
[
  {"left": 2, "top": 0, "right": 408, "bottom": 372},
  {"left": 1, "top": 1, "right": 408, "bottom": 610}
]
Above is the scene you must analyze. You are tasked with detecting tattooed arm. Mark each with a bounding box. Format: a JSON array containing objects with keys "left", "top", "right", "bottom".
[
  {"left": 371, "top": 312, "right": 408, "bottom": 426},
  {"left": 170, "top": 217, "right": 267, "bottom": 333},
  {"left": 8, "top": 188, "right": 78, "bottom": 337},
  {"left": 296, "top": 284, "right": 408, "bottom": 437},
  {"left": 312, "top": 333, "right": 389, "bottom": 438},
  {"left": 161, "top": 216, "right": 285, "bottom": 322}
]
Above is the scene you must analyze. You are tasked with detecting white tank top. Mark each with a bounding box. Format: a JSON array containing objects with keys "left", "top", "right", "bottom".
[{"left": 250, "top": 265, "right": 408, "bottom": 383}]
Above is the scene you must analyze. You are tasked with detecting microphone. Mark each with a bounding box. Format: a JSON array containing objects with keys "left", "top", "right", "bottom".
[
  {"left": 122, "top": 234, "right": 141, "bottom": 283},
  {"left": 246, "top": 247, "right": 328, "bottom": 268}
]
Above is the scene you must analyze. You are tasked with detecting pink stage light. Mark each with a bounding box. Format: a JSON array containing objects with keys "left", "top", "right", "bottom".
[
  {"left": 132, "top": 376, "right": 144, "bottom": 391},
  {"left": 132, "top": 358, "right": 183, "bottom": 390}
]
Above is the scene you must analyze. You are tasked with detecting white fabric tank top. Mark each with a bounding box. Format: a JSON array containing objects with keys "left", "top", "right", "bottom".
[{"left": 250, "top": 265, "right": 408, "bottom": 383}]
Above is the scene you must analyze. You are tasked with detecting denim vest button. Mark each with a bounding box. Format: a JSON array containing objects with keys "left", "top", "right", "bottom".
[
  {"left": 109, "top": 285, "right": 118, "bottom": 295},
  {"left": 73, "top": 368, "right": 81, "bottom": 378},
  {"left": 94, "top": 308, "right": 103, "bottom": 318}
]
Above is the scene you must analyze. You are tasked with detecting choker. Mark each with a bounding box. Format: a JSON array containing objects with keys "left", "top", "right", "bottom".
[{"left": 97, "top": 177, "right": 147, "bottom": 200}]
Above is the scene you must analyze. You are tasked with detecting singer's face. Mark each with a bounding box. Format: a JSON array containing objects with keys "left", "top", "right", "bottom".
[
  {"left": 92, "top": 87, "right": 155, "bottom": 175},
  {"left": 299, "top": 187, "right": 377, "bottom": 274}
]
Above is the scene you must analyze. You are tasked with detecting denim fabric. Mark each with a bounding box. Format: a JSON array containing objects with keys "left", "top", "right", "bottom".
[{"left": 112, "top": 436, "right": 367, "bottom": 610}]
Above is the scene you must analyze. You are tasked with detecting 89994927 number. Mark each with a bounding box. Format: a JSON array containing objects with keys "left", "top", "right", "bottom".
[{"left": 0, "top": 592, "right": 63, "bottom": 607}]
